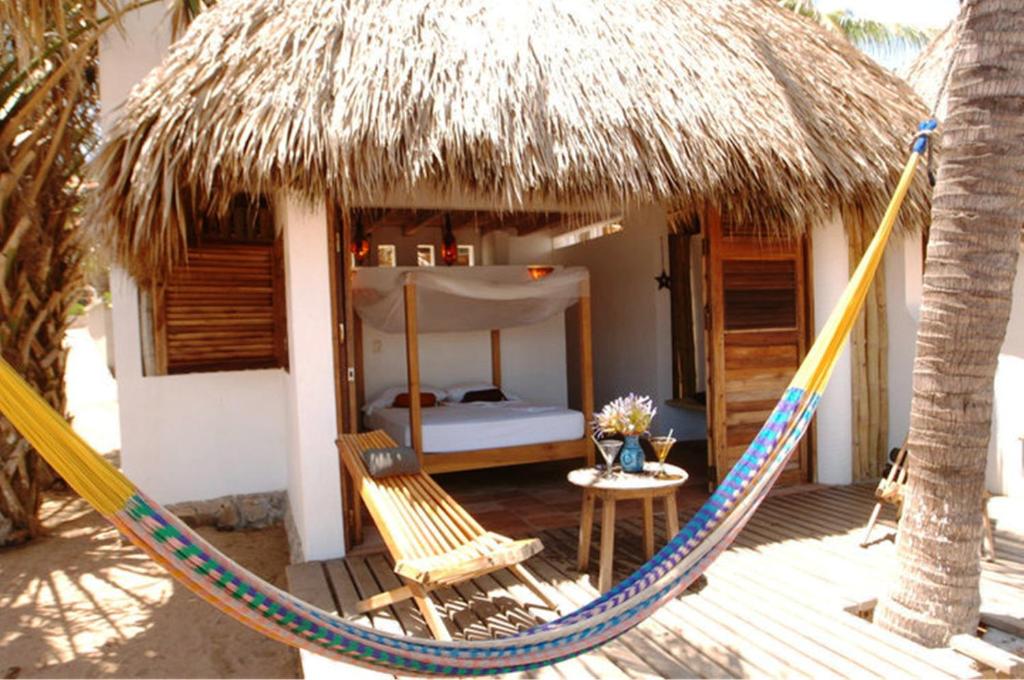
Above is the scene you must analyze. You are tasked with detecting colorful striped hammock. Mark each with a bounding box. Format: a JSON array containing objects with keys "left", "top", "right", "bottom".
[{"left": 0, "top": 121, "right": 936, "bottom": 676}]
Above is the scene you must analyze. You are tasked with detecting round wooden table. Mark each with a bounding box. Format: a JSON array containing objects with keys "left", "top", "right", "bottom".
[{"left": 568, "top": 462, "right": 689, "bottom": 593}]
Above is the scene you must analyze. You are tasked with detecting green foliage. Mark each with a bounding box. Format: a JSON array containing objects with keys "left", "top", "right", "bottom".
[{"left": 779, "top": 0, "right": 937, "bottom": 55}]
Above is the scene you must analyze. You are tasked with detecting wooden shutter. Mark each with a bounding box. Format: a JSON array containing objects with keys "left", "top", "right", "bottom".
[
  {"left": 153, "top": 239, "right": 288, "bottom": 374},
  {"left": 705, "top": 210, "right": 812, "bottom": 487}
]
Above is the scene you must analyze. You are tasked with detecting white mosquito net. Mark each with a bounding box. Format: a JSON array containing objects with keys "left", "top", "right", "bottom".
[{"left": 353, "top": 266, "right": 588, "bottom": 333}]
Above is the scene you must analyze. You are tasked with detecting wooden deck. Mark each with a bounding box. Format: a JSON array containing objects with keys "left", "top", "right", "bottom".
[{"left": 288, "top": 484, "right": 1024, "bottom": 678}]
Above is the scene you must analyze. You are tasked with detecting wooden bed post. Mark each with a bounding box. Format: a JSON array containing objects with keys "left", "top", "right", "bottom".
[
  {"left": 404, "top": 281, "right": 424, "bottom": 463},
  {"left": 579, "top": 283, "right": 595, "bottom": 466},
  {"left": 490, "top": 329, "right": 502, "bottom": 388}
]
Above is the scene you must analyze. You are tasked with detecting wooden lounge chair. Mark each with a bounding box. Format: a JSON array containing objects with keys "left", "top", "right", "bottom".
[{"left": 338, "top": 430, "right": 558, "bottom": 640}]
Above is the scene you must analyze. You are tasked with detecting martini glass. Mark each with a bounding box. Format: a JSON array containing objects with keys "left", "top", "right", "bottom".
[
  {"left": 650, "top": 435, "right": 676, "bottom": 479},
  {"left": 596, "top": 440, "right": 623, "bottom": 478}
]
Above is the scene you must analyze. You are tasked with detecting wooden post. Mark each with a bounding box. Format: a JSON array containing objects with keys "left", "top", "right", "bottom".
[
  {"left": 340, "top": 210, "right": 359, "bottom": 431},
  {"left": 404, "top": 282, "right": 424, "bottom": 462},
  {"left": 327, "top": 201, "right": 361, "bottom": 549},
  {"left": 490, "top": 329, "right": 502, "bottom": 388},
  {"left": 152, "top": 284, "right": 168, "bottom": 375},
  {"left": 578, "top": 285, "right": 595, "bottom": 466},
  {"left": 705, "top": 207, "right": 725, "bottom": 486}
]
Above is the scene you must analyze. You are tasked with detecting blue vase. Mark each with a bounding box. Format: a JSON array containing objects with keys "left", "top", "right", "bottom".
[{"left": 619, "top": 435, "right": 645, "bottom": 473}]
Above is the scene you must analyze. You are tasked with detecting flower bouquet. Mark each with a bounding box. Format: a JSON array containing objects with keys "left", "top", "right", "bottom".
[{"left": 593, "top": 394, "right": 656, "bottom": 473}]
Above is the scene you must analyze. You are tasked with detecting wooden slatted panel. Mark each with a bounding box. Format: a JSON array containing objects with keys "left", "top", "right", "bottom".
[
  {"left": 157, "top": 242, "right": 287, "bottom": 374},
  {"left": 706, "top": 210, "right": 812, "bottom": 486}
]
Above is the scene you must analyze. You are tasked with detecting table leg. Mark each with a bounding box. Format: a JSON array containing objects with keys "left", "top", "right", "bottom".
[
  {"left": 577, "top": 490, "right": 595, "bottom": 571},
  {"left": 642, "top": 496, "right": 655, "bottom": 560},
  {"left": 665, "top": 490, "right": 680, "bottom": 539},
  {"left": 599, "top": 498, "right": 616, "bottom": 593}
]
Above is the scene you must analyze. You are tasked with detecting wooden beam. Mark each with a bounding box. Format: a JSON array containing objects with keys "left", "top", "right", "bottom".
[
  {"left": 490, "top": 329, "right": 501, "bottom": 388},
  {"left": 341, "top": 208, "right": 359, "bottom": 432},
  {"left": 356, "top": 585, "right": 415, "bottom": 613},
  {"left": 578, "top": 288, "right": 595, "bottom": 467},
  {"left": 516, "top": 212, "right": 567, "bottom": 236},
  {"left": 705, "top": 206, "right": 725, "bottom": 486},
  {"left": 326, "top": 199, "right": 350, "bottom": 550},
  {"left": 403, "top": 282, "right": 424, "bottom": 462},
  {"left": 421, "top": 438, "right": 590, "bottom": 474},
  {"left": 949, "top": 634, "right": 1024, "bottom": 676},
  {"left": 981, "top": 611, "right": 1024, "bottom": 638},
  {"left": 402, "top": 211, "right": 444, "bottom": 237}
]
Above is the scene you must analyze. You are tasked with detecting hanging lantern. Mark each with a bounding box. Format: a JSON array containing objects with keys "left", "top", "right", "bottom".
[
  {"left": 351, "top": 213, "right": 370, "bottom": 265},
  {"left": 441, "top": 213, "right": 458, "bottom": 266},
  {"left": 528, "top": 265, "right": 554, "bottom": 280}
]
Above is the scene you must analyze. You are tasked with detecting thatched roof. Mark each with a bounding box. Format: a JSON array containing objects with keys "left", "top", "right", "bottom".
[
  {"left": 93, "top": 0, "right": 932, "bottom": 281},
  {"left": 902, "top": 23, "right": 956, "bottom": 120}
]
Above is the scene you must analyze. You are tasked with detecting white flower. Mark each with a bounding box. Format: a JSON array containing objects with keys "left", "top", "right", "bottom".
[{"left": 593, "top": 393, "right": 656, "bottom": 436}]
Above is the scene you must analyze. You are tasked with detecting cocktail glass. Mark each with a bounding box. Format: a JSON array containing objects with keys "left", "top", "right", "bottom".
[
  {"left": 650, "top": 436, "right": 676, "bottom": 479},
  {"left": 596, "top": 440, "right": 623, "bottom": 478}
]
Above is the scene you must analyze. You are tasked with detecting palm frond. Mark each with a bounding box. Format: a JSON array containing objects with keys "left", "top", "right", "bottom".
[
  {"left": 778, "top": 1, "right": 937, "bottom": 55},
  {"left": 826, "top": 11, "right": 936, "bottom": 55}
]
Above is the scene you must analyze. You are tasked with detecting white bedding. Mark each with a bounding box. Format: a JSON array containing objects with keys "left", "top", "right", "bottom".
[{"left": 365, "top": 402, "right": 585, "bottom": 453}]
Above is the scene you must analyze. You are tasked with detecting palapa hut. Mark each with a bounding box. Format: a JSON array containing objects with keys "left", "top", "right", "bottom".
[
  {"left": 901, "top": 25, "right": 1024, "bottom": 499},
  {"left": 94, "top": 0, "right": 934, "bottom": 560}
]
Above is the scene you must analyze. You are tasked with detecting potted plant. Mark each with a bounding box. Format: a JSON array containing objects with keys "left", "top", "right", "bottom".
[{"left": 594, "top": 394, "right": 656, "bottom": 473}]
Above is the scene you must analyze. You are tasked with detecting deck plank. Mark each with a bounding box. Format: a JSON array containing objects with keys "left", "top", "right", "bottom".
[
  {"left": 531, "top": 537, "right": 731, "bottom": 679},
  {"left": 288, "top": 484, "right": 1021, "bottom": 679}
]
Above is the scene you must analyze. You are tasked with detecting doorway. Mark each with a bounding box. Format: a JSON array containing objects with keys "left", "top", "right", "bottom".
[{"left": 669, "top": 209, "right": 815, "bottom": 490}]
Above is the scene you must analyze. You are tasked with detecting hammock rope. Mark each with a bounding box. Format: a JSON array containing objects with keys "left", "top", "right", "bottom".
[{"left": 0, "top": 120, "right": 936, "bottom": 676}]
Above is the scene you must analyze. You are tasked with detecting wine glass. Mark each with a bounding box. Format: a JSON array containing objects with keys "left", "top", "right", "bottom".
[
  {"left": 596, "top": 440, "right": 623, "bottom": 478},
  {"left": 649, "top": 435, "right": 676, "bottom": 479}
]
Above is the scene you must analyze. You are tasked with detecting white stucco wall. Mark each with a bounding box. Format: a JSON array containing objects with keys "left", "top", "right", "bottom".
[
  {"left": 811, "top": 215, "right": 854, "bottom": 484},
  {"left": 100, "top": 7, "right": 289, "bottom": 506},
  {"left": 885, "top": 235, "right": 922, "bottom": 453},
  {"left": 109, "top": 271, "right": 290, "bottom": 503},
  {"left": 280, "top": 197, "right": 345, "bottom": 560},
  {"left": 541, "top": 206, "right": 707, "bottom": 441}
]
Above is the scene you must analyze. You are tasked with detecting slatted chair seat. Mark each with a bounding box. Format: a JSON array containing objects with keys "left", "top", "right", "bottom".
[{"left": 338, "top": 430, "right": 557, "bottom": 640}]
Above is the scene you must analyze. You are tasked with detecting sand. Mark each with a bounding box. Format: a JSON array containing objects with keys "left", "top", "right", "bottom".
[{"left": 0, "top": 492, "right": 300, "bottom": 679}]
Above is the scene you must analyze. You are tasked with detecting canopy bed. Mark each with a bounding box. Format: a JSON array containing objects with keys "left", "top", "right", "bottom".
[{"left": 352, "top": 266, "right": 596, "bottom": 474}]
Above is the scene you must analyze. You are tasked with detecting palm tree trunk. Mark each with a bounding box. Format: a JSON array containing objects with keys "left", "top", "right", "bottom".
[
  {"left": 874, "top": 0, "right": 1024, "bottom": 647},
  {"left": 0, "top": 9, "right": 92, "bottom": 546}
]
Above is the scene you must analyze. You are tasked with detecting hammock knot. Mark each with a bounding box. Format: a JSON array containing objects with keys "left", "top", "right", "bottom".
[{"left": 911, "top": 119, "right": 939, "bottom": 186}]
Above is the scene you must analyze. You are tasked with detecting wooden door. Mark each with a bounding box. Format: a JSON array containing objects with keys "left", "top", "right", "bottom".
[
  {"left": 327, "top": 201, "right": 362, "bottom": 549},
  {"left": 705, "top": 210, "right": 813, "bottom": 487}
]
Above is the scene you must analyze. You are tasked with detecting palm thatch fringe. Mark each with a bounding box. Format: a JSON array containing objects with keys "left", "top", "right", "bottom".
[{"left": 90, "top": 0, "right": 932, "bottom": 282}]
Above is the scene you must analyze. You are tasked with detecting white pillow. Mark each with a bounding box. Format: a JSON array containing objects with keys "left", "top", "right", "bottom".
[
  {"left": 443, "top": 383, "right": 500, "bottom": 403},
  {"left": 364, "top": 385, "right": 446, "bottom": 415}
]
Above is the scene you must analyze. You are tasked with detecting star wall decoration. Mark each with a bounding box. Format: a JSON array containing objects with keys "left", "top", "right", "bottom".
[{"left": 656, "top": 269, "right": 672, "bottom": 290}]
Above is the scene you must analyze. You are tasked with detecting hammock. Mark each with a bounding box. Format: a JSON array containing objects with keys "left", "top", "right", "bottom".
[{"left": 0, "top": 120, "right": 936, "bottom": 676}]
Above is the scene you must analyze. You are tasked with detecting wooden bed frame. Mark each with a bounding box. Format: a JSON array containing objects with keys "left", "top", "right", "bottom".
[{"left": 400, "top": 277, "right": 596, "bottom": 475}]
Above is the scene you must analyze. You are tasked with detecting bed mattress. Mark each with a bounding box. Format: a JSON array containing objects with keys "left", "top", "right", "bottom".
[{"left": 365, "top": 402, "right": 585, "bottom": 453}]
